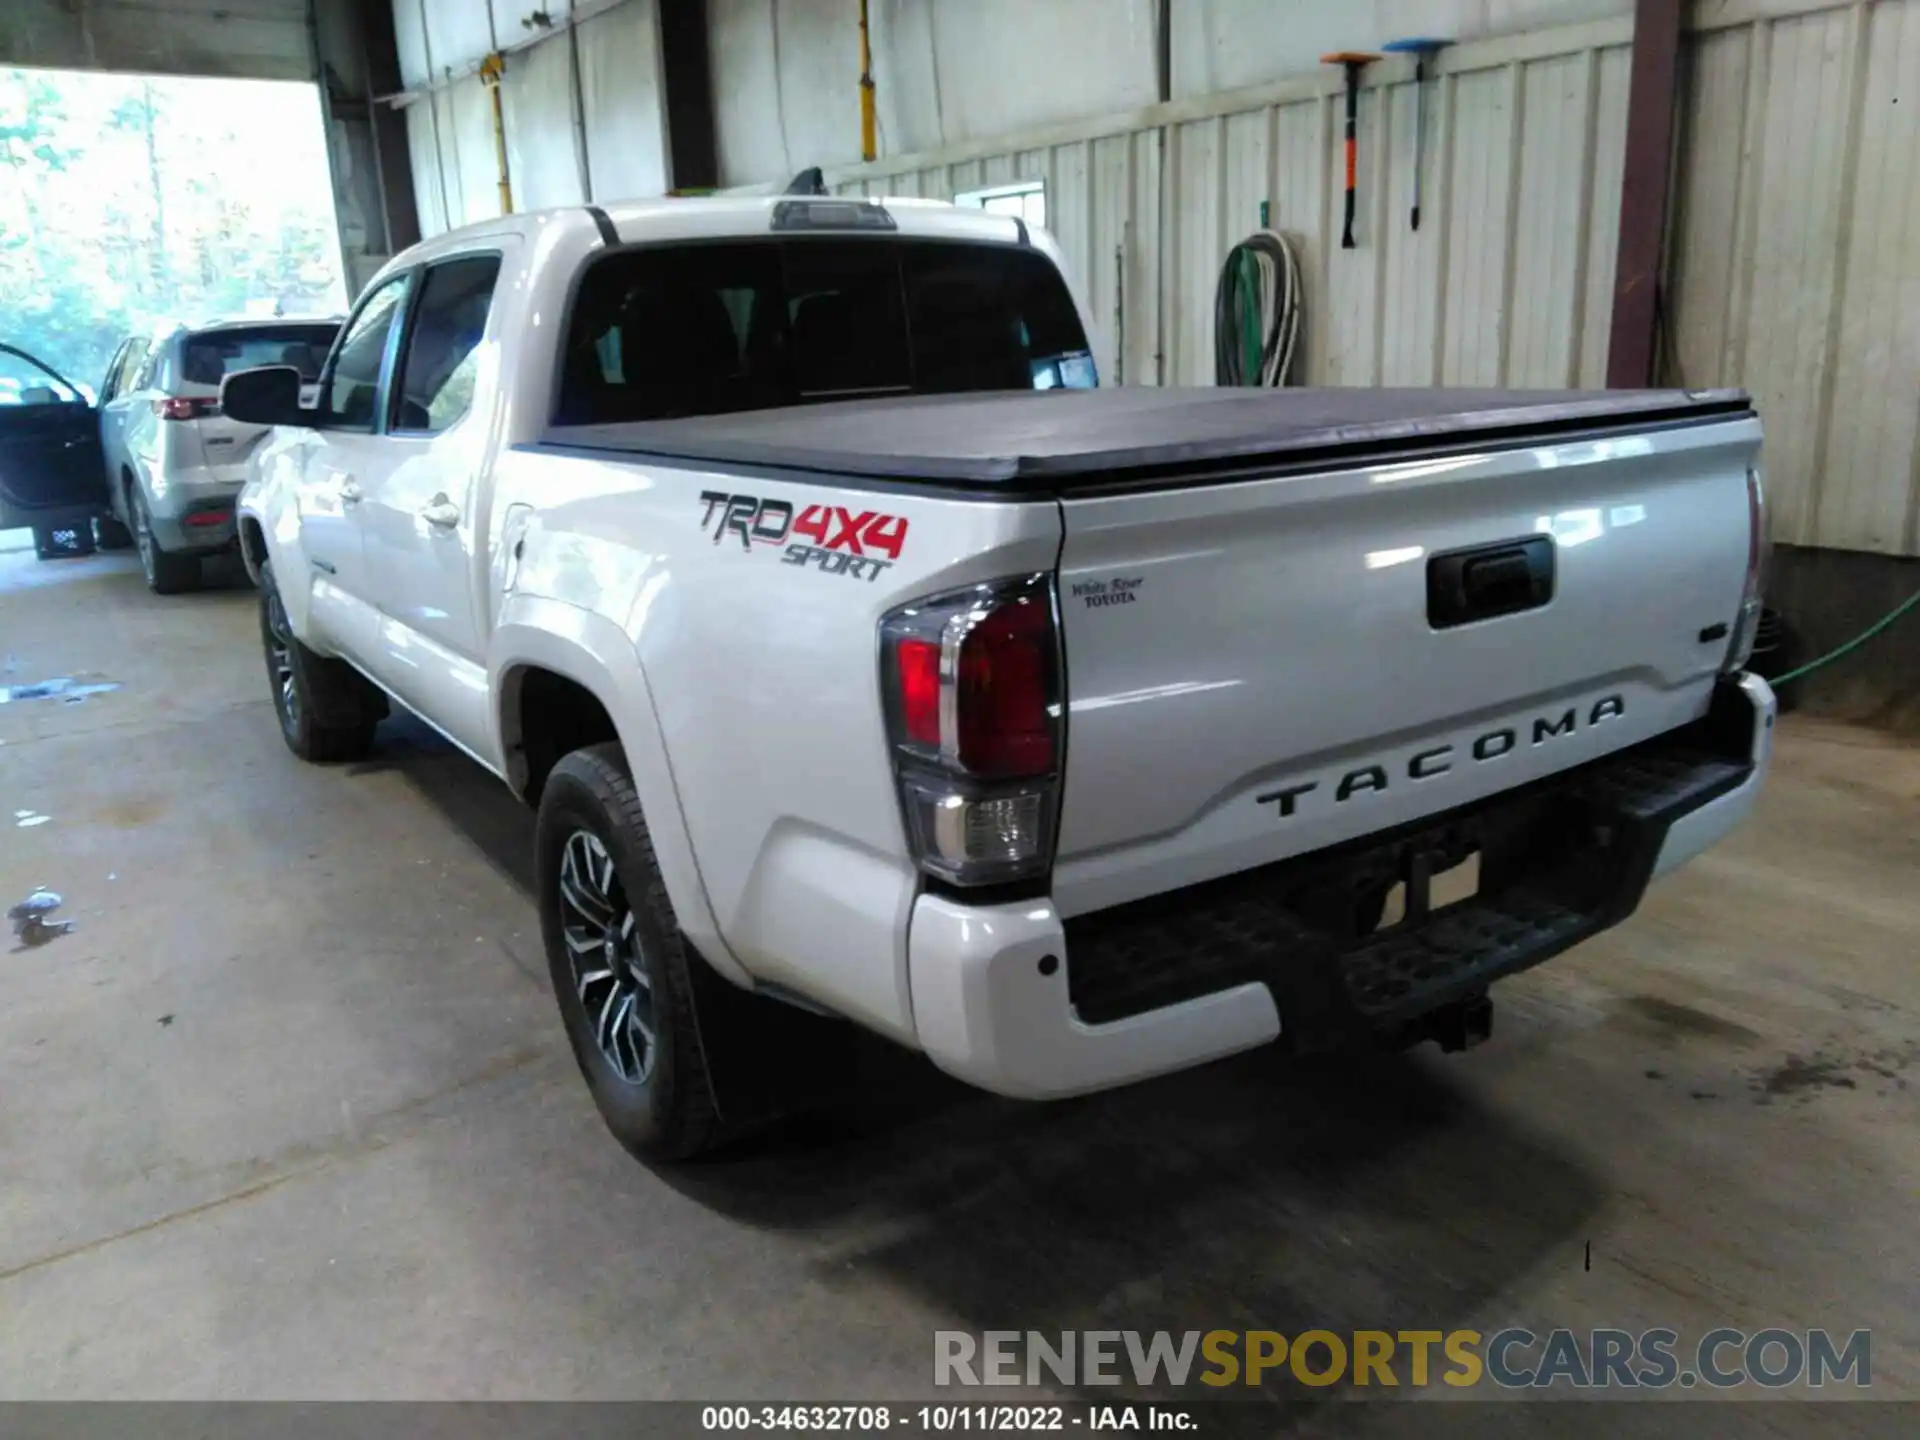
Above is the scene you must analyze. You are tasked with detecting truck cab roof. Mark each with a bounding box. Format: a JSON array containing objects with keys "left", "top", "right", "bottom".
[{"left": 380, "top": 195, "right": 1035, "bottom": 282}]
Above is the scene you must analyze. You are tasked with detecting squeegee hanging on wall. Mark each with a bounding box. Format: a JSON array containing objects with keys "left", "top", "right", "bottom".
[
  {"left": 1383, "top": 37, "right": 1452, "bottom": 231},
  {"left": 1321, "top": 52, "right": 1380, "bottom": 249}
]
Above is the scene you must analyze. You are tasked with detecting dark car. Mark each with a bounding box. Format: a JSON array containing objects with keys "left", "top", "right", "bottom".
[{"left": 0, "top": 341, "right": 110, "bottom": 559}]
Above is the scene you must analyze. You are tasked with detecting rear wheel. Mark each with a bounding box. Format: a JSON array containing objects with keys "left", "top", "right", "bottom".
[
  {"left": 93, "top": 514, "right": 133, "bottom": 551},
  {"left": 258, "top": 560, "right": 384, "bottom": 763},
  {"left": 536, "top": 743, "right": 725, "bottom": 1161},
  {"left": 132, "top": 489, "right": 201, "bottom": 594}
]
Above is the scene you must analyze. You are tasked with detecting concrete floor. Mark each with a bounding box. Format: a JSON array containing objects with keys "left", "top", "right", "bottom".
[{"left": 1, "top": 536, "right": 1915, "bottom": 1419}]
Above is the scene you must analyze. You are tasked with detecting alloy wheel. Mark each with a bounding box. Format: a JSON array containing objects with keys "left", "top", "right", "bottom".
[
  {"left": 263, "top": 585, "right": 300, "bottom": 732},
  {"left": 557, "top": 829, "right": 656, "bottom": 1085}
]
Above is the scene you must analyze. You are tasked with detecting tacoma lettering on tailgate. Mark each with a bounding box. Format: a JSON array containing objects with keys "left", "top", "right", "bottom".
[{"left": 1257, "top": 695, "right": 1626, "bottom": 819}]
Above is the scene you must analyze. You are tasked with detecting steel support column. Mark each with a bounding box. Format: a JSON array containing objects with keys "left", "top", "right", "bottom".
[
  {"left": 660, "top": 0, "right": 719, "bottom": 191},
  {"left": 1605, "top": 0, "right": 1682, "bottom": 388}
]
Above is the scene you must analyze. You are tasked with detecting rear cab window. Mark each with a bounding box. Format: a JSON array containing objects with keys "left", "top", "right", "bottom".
[{"left": 554, "top": 238, "right": 1094, "bottom": 426}]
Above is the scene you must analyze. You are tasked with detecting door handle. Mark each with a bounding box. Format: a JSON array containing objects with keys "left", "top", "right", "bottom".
[
  {"left": 420, "top": 497, "right": 461, "bottom": 530},
  {"left": 1427, "top": 537, "right": 1555, "bottom": 629},
  {"left": 338, "top": 479, "right": 363, "bottom": 506}
]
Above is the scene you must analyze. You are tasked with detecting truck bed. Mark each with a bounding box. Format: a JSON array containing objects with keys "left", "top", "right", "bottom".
[{"left": 538, "top": 386, "right": 1754, "bottom": 491}]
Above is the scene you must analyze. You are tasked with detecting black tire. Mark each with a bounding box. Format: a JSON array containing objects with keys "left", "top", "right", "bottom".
[
  {"left": 131, "top": 488, "right": 201, "bottom": 594},
  {"left": 258, "top": 560, "right": 384, "bottom": 763},
  {"left": 536, "top": 743, "right": 725, "bottom": 1161},
  {"left": 94, "top": 514, "right": 133, "bottom": 551}
]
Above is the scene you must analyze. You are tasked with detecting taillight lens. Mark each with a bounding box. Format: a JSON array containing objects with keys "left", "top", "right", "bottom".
[
  {"left": 1726, "top": 465, "right": 1770, "bottom": 671},
  {"left": 955, "top": 599, "right": 1054, "bottom": 777},
  {"left": 896, "top": 638, "right": 942, "bottom": 747},
  {"left": 155, "top": 396, "right": 219, "bottom": 421},
  {"left": 880, "top": 575, "right": 1064, "bottom": 886}
]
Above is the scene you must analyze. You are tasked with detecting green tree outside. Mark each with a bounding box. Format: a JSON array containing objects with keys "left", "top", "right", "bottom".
[{"left": 0, "top": 67, "right": 348, "bottom": 392}]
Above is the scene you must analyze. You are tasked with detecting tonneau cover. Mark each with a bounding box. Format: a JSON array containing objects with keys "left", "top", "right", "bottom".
[{"left": 538, "top": 386, "right": 1754, "bottom": 490}]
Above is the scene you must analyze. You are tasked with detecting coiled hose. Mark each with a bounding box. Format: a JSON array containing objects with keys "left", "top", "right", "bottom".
[{"left": 1214, "top": 229, "right": 1302, "bottom": 387}]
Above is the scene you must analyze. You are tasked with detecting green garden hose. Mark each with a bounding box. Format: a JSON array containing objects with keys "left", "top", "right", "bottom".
[{"left": 1769, "top": 586, "right": 1920, "bottom": 686}]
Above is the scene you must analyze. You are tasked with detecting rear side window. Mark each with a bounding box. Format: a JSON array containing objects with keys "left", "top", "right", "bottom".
[
  {"left": 179, "top": 324, "right": 341, "bottom": 388},
  {"left": 107, "top": 340, "right": 149, "bottom": 399},
  {"left": 391, "top": 255, "right": 501, "bottom": 434},
  {"left": 135, "top": 343, "right": 169, "bottom": 393},
  {"left": 555, "top": 238, "right": 1094, "bottom": 426}
]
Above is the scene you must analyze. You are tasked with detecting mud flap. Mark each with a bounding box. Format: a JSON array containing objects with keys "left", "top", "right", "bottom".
[
  {"left": 303, "top": 654, "right": 391, "bottom": 730},
  {"left": 680, "top": 940, "right": 866, "bottom": 1129}
]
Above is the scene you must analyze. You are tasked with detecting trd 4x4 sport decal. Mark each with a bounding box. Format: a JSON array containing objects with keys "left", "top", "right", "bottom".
[{"left": 698, "top": 491, "right": 909, "bottom": 583}]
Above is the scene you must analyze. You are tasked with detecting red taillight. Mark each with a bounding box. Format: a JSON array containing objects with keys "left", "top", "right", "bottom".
[
  {"left": 880, "top": 575, "right": 1063, "bottom": 886},
  {"left": 955, "top": 597, "right": 1053, "bottom": 777},
  {"left": 155, "top": 396, "right": 219, "bottom": 421},
  {"left": 896, "top": 638, "right": 942, "bottom": 746},
  {"left": 1727, "top": 466, "right": 1771, "bottom": 672},
  {"left": 183, "top": 509, "right": 231, "bottom": 528}
]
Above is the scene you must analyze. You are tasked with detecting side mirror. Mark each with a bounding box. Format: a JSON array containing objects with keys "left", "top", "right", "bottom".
[{"left": 221, "top": 365, "right": 306, "bottom": 426}]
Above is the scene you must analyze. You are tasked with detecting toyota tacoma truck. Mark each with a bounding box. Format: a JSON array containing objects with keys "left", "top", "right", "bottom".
[{"left": 223, "top": 195, "right": 1775, "bottom": 1159}]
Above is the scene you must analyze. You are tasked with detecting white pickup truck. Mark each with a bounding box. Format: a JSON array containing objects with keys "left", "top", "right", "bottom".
[{"left": 225, "top": 195, "right": 1775, "bottom": 1159}]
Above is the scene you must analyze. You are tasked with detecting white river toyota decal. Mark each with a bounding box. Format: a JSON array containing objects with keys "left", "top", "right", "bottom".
[{"left": 698, "top": 490, "right": 909, "bottom": 583}]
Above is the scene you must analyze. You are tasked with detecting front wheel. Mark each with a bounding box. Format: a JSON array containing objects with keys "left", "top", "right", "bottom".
[
  {"left": 258, "top": 560, "right": 384, "bottom": 762},
  {"left": 536, "top": 743, "right": 725, "bottom": 1161}
]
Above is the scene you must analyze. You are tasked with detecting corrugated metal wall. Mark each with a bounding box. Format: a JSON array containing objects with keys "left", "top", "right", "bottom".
[
  {"left": 804, "top": 0, "right": 1920, "bottom": 558},
  {"left": 823, "top": 18, "right": 1636, "bottom": 395},
  {"left": 395, "top": 0, "right": 668, "bottom": 237},
  {"left": 1671, "top": 0, "right": 1920, "bottom": 556}
]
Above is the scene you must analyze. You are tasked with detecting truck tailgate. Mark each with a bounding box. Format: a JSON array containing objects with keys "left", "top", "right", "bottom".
[{"left": 1050, "top": 412, "right": 1762, "bottom": 918}]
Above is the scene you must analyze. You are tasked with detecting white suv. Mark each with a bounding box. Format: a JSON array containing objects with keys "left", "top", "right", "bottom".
[{"left": 98, "top": 318, "right": 340, "bottom": 592}]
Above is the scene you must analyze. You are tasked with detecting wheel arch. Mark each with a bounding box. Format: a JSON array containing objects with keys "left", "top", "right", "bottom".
[{"left": 493, "top": 599, "right": 750, "bottom": 989}]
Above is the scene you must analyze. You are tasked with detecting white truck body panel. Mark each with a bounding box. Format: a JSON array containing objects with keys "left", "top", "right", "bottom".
[
  {"left": 1050, "top": 417, "right": 1759, "bottom": 917},
  {"left": 234, "top": 196, "right": 1774, "bottom": 1107}
]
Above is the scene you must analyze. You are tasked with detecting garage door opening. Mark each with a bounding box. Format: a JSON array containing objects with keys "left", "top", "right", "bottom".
[{"left": 1, "top": 66, "right": 346, "bottom": 550}]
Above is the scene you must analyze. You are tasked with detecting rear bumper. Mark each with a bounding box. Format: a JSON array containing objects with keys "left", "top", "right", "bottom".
[
  {"left": 148, "top": 468, "right": 242, "bottom": 553},
  {"left": 149, "top": 508, "right": 239, "bottom": 554},
  {"left": 908, "top": 672, "right": 1774, "bottom": 1099},
  {"left": 1649, "top": 672, "right": 1773, "bottom": 877}
]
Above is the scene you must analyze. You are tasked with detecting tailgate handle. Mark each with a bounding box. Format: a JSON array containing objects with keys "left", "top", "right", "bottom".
[{"left": 1428, "top": 536, "right": 1554, "bottom": 629}]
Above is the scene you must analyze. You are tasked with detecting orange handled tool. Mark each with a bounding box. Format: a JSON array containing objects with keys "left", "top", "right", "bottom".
[{"left": 1322, "top": 52, "right": 1379, "bottom": 250}]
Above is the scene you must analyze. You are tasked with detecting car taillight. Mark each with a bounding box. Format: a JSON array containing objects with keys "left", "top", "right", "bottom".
[
  {"left": 880, "top": 574, "right": 1064, "bottom": 886},
  {"left": 1726, "top": 465, "right": 1771, "bottom": 671},
  {"left": 155, "top": 396, "right": 219, "bottom": 421}
]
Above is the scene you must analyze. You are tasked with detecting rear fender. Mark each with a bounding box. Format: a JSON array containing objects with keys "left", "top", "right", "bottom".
[{"left": 491, "top": 594, "right": 749, "bottom": 988}]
